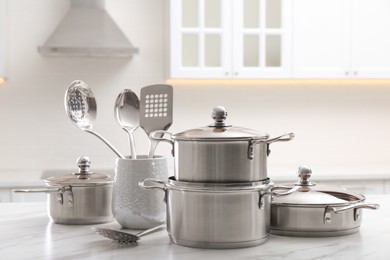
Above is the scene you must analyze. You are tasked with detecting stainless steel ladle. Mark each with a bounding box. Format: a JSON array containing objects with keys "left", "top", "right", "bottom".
[{"left": 64, "top": 80, "right": 125, "bottom": 159}]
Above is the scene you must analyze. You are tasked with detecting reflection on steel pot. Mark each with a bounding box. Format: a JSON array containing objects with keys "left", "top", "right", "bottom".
[
  {"left": 13, "top": 156, "right": 113, "bottom": 225},
  {"left": 150, "top": 106, "right": 294, "bottom": 182},
  {"left": 140, "top": 177, "right": 273, "bottom": 249},
  {"left": 271, "top": 165, "right": 380, "bottom": 237}
]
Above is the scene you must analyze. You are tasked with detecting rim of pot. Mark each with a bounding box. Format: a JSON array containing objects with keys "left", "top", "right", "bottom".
[{"left": 166, "top": 176, "right": 272, "bottom": 192}]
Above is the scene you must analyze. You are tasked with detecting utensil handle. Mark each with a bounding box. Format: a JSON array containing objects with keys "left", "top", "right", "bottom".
[
  {"left": 148, "top": 140, "right": 158, "bottom": 158},
  {"left": 84, "top": 129, "right": 125, "bottom": 159},
  {"left": 137, "top": 224, "right": 166, "bottom": 238},
  {"left": 127, "top": 131, "right": 137, "bottom": 159}
]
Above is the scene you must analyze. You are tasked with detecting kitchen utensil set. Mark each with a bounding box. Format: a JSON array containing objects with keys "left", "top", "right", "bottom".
[{"left": 65, "top": 81, "right": 173, "bottom": 159}]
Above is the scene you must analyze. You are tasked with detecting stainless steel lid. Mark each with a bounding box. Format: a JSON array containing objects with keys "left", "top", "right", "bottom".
[
  {"left": 272, "top": 165, "right": 364, "bottom": 206},
  {"left": 45, "top": 156, "right": 113, "bottom": 187},
  {"left": 173, "top": 106, "right": 269, "bottom": 141}
]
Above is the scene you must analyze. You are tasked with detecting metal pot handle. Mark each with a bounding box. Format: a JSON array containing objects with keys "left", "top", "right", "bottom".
[
  {"left": 324, "top": 202, "right": 380, "bottom": 224},
  {"left": 13, "top": 186, "right": 74, "bottom": 206},
  {"left": 266, "top": 132, "right": 295, "bottom": 144},
  {"left": 150, "top": 130, "right": 174, "bottom": 156},
  {"left": 150, "top": 130, "right": 174, "bottom": 145},
  {"left": 139, "top": 178, "right": 168, "bottom": 203},
  {"left": 270, "top": 185, "right": 300, "bottom": 196},
  {"left": 12, "top": 188, "right": 61, "bottom": 193},
  {"left": 248, "top": 132, "right": 295, "bottom": 159}
]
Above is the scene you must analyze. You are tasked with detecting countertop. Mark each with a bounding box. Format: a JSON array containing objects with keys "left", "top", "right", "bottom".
[{"left": 0, "top": 195, "right": 388, "bottom": 260}]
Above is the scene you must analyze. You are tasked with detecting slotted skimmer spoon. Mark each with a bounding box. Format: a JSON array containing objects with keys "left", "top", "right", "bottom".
[
  {"left": 92, "top": 224, "right": 166, "bottom": 243},
  {"left": 114, "top": 89, "right": 140, "bottom": 159},
  {"left": 140, "top": 84, "right": 173, "bottom": 158},
  {"left": 64, "top": 80, "right": 125, "bottom": 159}
]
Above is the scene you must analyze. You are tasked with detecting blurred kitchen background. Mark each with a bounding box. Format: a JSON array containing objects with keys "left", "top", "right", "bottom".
[{"left": 1, "top": 0, "right": 390, "bottom": 201}]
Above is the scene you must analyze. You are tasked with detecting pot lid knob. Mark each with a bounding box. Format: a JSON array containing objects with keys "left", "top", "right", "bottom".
[
  {"left": 210, "top": 106, "right": 229, "bottom": 127},
  {"left": 74, "top": 156, "right": 93, "bottom": 179},
  {"left": 296, "top": 165, "right": 315, "bottom": 186}
]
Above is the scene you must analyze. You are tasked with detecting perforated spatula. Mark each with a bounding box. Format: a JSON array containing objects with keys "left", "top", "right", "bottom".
[{"left": 140, "top": 84, "right": 173, "bottom": 158}]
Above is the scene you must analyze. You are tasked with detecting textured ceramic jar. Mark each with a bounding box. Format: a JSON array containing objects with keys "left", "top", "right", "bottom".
[{"left": 112, "top": 155, "right": 170, "bottom": 229}]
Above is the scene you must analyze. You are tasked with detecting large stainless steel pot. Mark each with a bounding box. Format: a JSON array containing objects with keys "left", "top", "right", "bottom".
[
  {"left": 140, "top": 177, "right": 272, "bottom": 249},
  {"left": 271, "top": 165, "right": 380, "bottom": 237},
  {"left": 13, "top": 156, "right": 113, "bottom": 224},
  {"left": 151, "top": 106, "right": 294, "bottom": 182}
]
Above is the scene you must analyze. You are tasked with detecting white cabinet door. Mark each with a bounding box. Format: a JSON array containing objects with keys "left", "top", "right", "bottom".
[
  {"left": 292, "top": 0, "right": 351, "bottom": 78},
  {"left": 170, "top": 0, "right": 291, "bottom": 78},
  {"left": 170, "top": 0, "right": 232, "bottom": 78},
  {"left": 293, "top": 0, "right": 390, "bottom": 78},
  {"left": 233, "top": 0, "right": 291, "bottom": 78},
  {"left": 351, "top": 0, "right": 390, "bottom": 78}
]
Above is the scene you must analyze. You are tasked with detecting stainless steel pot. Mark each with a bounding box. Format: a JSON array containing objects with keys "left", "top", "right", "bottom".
[
  {"left": 13, "top": 156, "right": 113, "bottom": 224},
  {"left": 271, "top": 165, "right": 380, "bottom": 237},
  {"left": 140, "top": 177, "right": 273, "bottom": 249},
  {"left": 151, "top": 106, "right": 294, "bottom": 182}
]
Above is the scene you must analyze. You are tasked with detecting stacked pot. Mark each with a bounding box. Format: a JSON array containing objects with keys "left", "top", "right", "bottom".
[{"left": 140, "top": 106, "right": 294, "bottom": 249}]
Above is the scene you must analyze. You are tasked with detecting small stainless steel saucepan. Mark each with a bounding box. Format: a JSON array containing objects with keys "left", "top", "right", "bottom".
[
  {"left": 13, "top": 156, "right": 113, "bottom": 224},
  {"left": 270, "top": 165, "right": 380, "bottom": 237}
]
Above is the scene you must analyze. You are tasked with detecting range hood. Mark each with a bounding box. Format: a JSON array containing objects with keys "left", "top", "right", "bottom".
[{"left": 38, "top": 0, "right": 139, "bottom": 58}]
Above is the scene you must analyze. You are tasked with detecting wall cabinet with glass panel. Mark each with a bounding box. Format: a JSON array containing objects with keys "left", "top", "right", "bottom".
[{"left": 170, "top": 0, "right": 291, "bottom": 78}]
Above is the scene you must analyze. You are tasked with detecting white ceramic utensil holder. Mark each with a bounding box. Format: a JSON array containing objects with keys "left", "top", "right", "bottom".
[{"left": 112, "top": 156, "right": 170, "bottom": 229}]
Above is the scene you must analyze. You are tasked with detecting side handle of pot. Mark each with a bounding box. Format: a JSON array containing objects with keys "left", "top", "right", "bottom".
[
  {"left": 259, "top": 185, "right": 299, "bottom": 209},
  {"left": 266, "top": 132, "right": 295, "bottom": 144},
  {"left": 150, "top": 130, "right": 174, "bottom": 156},
  {"left": 270, "top": 185, "right": 300, "bottom": 196},
  {"left": 12, "top": 188, "right": 60, "bottom": 193},
  {"left": 248, "top": 132, "right": 295, "bottom": 159},
  {"left": 139, "top": 178, "right": 168, "bottom": 203},
  {"left": 13, "top": 186, "right": 74, "bottom": 206},
  {"left": 324, "top": 202, "right": 380, "bottom": 224}
]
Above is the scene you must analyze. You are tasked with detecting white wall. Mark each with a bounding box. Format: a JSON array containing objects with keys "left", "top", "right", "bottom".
[{"left": 0, "top": 0, "right": 390, "bottom": 180}]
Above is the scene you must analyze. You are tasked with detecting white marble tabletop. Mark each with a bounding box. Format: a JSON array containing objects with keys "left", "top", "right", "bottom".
[{"left": 0, "top": 195, "right": 389, "bottom": 260}]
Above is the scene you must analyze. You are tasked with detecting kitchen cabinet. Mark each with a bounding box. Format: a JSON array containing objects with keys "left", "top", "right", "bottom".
[
  {"left": 293, "top": 0, "right": 390, "bottom": 78},
  {"left": 170, "top": 0, "right": 292, "bottom": 78},
  {"left": 0, "top": 0, "right": 6, "bottom": 82}
]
